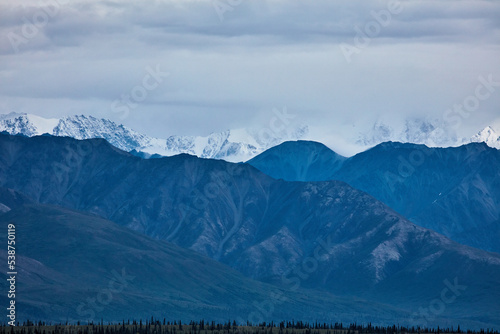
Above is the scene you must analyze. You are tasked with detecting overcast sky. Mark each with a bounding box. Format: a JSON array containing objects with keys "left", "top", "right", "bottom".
[{"left": 1, "top": 0, "right": 499, "bottom": 154}]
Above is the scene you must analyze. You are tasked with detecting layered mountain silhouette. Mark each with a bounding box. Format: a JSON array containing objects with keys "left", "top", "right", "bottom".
[
  {"left": 1, "top": 133, "right": 500, "bottom": 327},
  {"left": 247, "top": 141, "right": 500, "bottom": 254}
]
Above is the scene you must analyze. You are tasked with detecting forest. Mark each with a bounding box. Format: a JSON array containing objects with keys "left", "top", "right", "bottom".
[{"left": 1, "top": 320, "right": 498, "bottom": 334}]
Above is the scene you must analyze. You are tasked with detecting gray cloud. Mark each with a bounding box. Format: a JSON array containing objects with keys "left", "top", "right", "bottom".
[
  {"left": 3, "top": 0, "right": 499, "bottom": 52},
  {"left": 0, "top": 0, "right": 499, "bottom": 153}
]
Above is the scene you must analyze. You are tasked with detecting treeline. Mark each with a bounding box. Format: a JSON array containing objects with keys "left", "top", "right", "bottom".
[{"left": 1, "top": 320, "right": 498, "bottom": 334}]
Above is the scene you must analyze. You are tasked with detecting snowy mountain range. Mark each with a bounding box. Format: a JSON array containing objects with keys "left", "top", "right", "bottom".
[
  {"left": 356, "top": 117, "right": 500, "bottom": 150},
  {"left": 0, "top": 112, "right": 498, "bottom": 161},
  {"left": 0, "top": 112, "right": 309, "bottom": 162}
]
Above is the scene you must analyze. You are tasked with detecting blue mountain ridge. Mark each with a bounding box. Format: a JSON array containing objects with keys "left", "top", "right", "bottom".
[{"left": 247, "top": 140, "right": 500, "bottom": 254}]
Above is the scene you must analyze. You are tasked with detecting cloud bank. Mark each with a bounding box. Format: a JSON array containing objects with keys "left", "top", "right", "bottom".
[{"left": 1, "top": 0, "right": 499, "bottom": 153}]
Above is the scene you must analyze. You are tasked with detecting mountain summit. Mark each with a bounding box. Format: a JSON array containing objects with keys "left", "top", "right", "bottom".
[
  {"left": 0, "top": 112, "right": 148, "bottom": 151},
  {"left": 247, "top": 140, "right": 346, "bottom": 181},
  {"left": 471, "top": 126, "right": 500, "bottom": 149}
]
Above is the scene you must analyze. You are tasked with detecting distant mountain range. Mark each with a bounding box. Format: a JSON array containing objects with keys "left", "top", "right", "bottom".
[
  {"left": 1, "top": 133, "right": 499, "bottom": 328},
  {"left": 1, "top": 113, "right": 499, "bottom": 162},
  {"left": 248, "top": 141, "right": 500, "bottom": 254},
  {"left": 356, "top": 117, "right": 500, "bottom": 150},
  {"left": 0, "top": 112, "right": 308, "bottom": 162}
]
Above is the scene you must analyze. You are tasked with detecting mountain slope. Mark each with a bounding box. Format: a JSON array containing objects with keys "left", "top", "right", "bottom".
[
  {"left": 0, "top": 186, "right": 32, "bottom": 212},
  {"left": 247, "top": 141, "right": 500, "bottom": 254},
  {"left": 334, "top": 142, "right": 500, "bottom": 253},
  {"left": 1, "top": 190, "right": 410, "bottom": 324},
  {"left": 1, "top": 134, "right": 499, "bottom": 327}
]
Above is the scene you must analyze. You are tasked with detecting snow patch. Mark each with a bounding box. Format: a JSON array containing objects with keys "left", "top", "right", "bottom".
[
  {"left": 371, "top": 241, "right": 402, "bottom": 281},
  {"left": 0, "top": 203, "right": 11, "bottom": 213},
  {"left": 371, "top": 221, "right": 412, "bottom": 281},
  {"left": 26, "top": 114, "right": 59, "bottom": 135}
]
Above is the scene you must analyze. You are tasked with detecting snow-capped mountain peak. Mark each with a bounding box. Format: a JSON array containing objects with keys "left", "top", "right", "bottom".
[
  {"left": 0, "top": 113, "right": 309, "bottom": 162},
  {"left": 52, "top": 115, "right": 149, "bottom": 151},
  {"left": 471, "top": 126, "right": 500, "bottom": 149},
  {"left": 140, "top": 125, "right": 309, "bottom": 162},
  {"left": 356, "top": 117, "right": 500, "bottom": 151},
  {"left": 0, "top": 112, "right": 60, "bottom": 135},
  {"left": 356, "top": 117, "right": 461, "bottom": 148}
]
